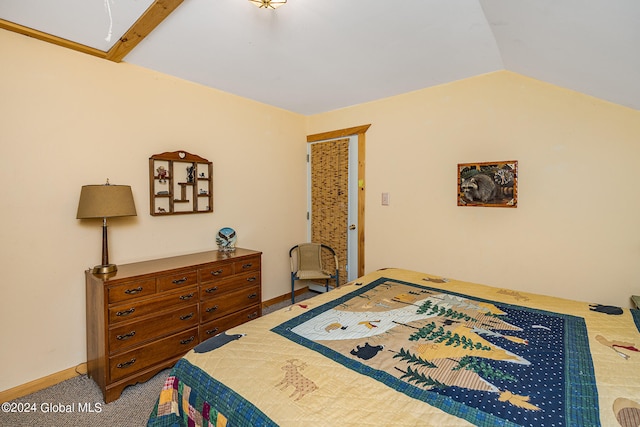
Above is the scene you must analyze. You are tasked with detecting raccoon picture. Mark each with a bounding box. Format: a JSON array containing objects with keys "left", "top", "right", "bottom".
[
  {"left": 494, "top": 168, "right": 514, "bottom": 187},
  {"left": 458, "top": 161, "right": 517, "bottom": 207},
  {"left": 460, "top": 173, "right": 498, "bottom": 202}
]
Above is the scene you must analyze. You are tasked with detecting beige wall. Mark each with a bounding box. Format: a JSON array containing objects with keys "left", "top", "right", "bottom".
[
  {"left": 3, "top": 27, "right": 640, "bottom": 393},
  {"left": 307, "top": 71, "right": 640, "bottom": 309},
  {"left": 0, "top": 30, "right": 308, "bottom": 391}
]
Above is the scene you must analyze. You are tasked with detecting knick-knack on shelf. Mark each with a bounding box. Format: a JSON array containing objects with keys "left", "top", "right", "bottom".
[
  {"left": 156, "top": 166, "right": 168, "bottom": 183},
  {"left": 186, "top": 165, "right": 195, "bottom": 183}
]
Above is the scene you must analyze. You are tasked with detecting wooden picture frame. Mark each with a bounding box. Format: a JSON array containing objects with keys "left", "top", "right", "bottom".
[{"left": 458, "top": 160, "right": 518, "bottom": 207}]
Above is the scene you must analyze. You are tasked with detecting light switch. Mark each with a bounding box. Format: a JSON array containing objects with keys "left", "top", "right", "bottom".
[{"left": 381, "top": 192, "right": 390, "bottom": 206}]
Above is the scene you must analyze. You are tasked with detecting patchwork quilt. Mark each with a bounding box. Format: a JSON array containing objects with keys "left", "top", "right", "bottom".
[{"left": 147, "top": 269, "right": 640, "bottom": 426}]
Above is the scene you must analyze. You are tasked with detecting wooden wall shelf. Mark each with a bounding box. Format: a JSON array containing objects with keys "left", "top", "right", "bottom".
[{"left": 149, "top": 150, "right": 213, "bottom": 216}]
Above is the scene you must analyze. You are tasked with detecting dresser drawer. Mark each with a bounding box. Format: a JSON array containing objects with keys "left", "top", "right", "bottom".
[
  {"left": 157, "top": 270, "right": 198, "bottom": 292},
  {"left": 107, "top": 278, "right": 156, "bottom": 304},
  {"left": 109, "top": 286, "right": 197, "bottom": 324},
  {"left": 108, "top": 304, "right": 198, "bottom": 354},
  {"left": 235, "top": 256, "right": 261, "bottom": 274},
  {"left": 109, "top": 327, "right": 198, "bottom": 382},
  {"left": 198, "top": 261, "right": 234, "bottom": 284},
  {"left": 201, "top": 285, "right": 260, "bottom": 323},
  {"left": 199, "top": 305, "right": 260, "bottom": 341},
  {"left": 200, "top": 271, "right": 261, "bottom": 300}
]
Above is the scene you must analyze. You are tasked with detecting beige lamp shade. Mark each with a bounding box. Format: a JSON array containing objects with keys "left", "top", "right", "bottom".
[{"left": 77, "top": 184, "right": 137, "bottom": 219}]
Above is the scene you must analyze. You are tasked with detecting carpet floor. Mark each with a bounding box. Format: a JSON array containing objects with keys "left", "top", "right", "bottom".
[{"left": 1, "top": 291, "right": 317, "bottom": 427}]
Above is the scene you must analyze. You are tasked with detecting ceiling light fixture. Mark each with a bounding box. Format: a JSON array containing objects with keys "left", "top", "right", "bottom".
[{"left": 249, "top": 0, "right": 287, "bottom": 9}]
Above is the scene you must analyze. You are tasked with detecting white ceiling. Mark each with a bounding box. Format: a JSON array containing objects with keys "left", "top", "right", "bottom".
[{"left": 1, "top": 0, "right": 639, "bottom": 115}]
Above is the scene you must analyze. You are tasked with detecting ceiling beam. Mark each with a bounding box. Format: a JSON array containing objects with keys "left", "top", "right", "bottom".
[
  {"left": 106, "top": 0, "right": 184, "bottom": 63},
  {"left": 0, "top": 0, "right": 184, "bottom": 63},
  {"left": 0, "top": 18, "right": 108, "bottom": 59}
]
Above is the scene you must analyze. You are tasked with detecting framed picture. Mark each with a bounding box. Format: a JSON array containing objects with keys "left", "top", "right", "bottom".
[{"left": 458, "top": 160, "right": 518, "bottom": 207}]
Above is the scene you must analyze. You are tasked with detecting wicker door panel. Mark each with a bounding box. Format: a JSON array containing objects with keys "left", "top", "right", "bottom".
[{"left": 310, "top": 138, "right": 349, "bottom": 285}]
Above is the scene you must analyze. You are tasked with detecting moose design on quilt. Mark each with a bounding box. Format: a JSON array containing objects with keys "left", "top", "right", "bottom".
[{"left": 276, "top": 359, "right": 318, "bottom": 401}]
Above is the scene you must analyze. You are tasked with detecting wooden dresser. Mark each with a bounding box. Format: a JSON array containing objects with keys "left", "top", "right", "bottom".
[{"left": 85, "top": 248, "right": 262, "bottom": 402}]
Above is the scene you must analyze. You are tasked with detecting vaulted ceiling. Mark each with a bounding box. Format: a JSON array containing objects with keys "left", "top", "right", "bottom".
[{"left": 1, "top": 0, "right": 639, "bottom": 115}]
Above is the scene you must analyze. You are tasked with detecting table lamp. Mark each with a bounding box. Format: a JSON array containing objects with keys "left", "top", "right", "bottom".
[{"left": 77, "top": 179, "right": 137, "bottom": 274}]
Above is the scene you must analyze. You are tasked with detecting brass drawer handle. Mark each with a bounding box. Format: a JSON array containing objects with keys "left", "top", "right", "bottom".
[
  {"left": 246, "top": 276, "right": 257, "bottom": 282},
  {"left": 211, "top": 269, "right": 223, "bottom": 276},
  {"left": 172, "top": 277, "right": 188, "bottom": 284},
  {"left": 206, "top": 305, "right": 219, "bottom": 313},
  {"left": 248, "top": 293, "right": 258, "bottom": 299},
  {"left": 124, "top": 286, "right": 143, "bottom": 295},
  {"left": 116, "top": 308, "right": 135, "bottom": 317},
  {"left": 180, "top": 336, "right": 195, "bottom": 345},
  {"left": 116, "top": 331, "right": 136, "bottom": 340},
  {"left": 180, "top": 293, "right": 194, "bottom": 300},
  {"left": 117, "top": 358, "right": 136, "bottom": 369},
  {"left": 180, "top": 313, "right": 194, "bottom": 321},
  {"left": 205, "top": 286, "right": 219, "bottom": 293},
  {"left": 248, "top": 312, "right": 258, "bottom": 320},
  {"left": 242, "top": 263, "right": 253, "bottom": 269},
  {"left": 205, "top": 327, "right": 219, "bottom": 335}
]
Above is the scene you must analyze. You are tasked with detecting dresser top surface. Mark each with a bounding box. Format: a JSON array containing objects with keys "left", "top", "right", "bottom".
[{"left": 88, "top": 248, "right": 261, "bottom": 283}]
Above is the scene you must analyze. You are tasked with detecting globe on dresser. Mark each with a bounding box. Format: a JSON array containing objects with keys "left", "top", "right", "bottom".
[{"left": 216, "top": 227, "right": 237, "bottom": 252}]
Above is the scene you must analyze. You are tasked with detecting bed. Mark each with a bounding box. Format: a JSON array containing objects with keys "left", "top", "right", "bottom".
[{"left": 147, "top": 268, "right": 640, "bottom": 426}]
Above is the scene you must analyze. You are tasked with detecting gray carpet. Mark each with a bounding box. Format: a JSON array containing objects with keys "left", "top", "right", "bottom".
[
  {"left": 0, "top": 368, "right": 169, "bottom": 427},
  {"left": 0, "top": 291, "right": 317, "bottom": 427}
]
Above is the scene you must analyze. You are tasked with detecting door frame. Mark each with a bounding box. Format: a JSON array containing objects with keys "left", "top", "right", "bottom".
[{"left": 307, "top": 124, "right": 370, "bottom": 278}]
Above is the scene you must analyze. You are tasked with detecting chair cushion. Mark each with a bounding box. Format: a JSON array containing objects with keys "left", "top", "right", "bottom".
[{"left": 296, "top": 270, "right": 331, "bottom": 280}]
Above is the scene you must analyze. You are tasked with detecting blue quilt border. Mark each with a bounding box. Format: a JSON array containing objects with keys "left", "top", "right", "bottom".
[
  {"left": 272, "top": 276, "right": 600, "bottom": 427},
  {"left": 631, "top": 308, "right": 640, "bottom": 333}
]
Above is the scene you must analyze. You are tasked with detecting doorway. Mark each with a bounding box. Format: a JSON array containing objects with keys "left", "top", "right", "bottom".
[{"left": 306, "top": 124, "right": 370, "bottom": 283}]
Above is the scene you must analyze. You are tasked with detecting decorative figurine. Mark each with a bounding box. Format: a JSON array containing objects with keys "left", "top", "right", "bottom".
[
  {"left": 186, "top": 166, "right": 195, "bottom": 183},
  {"left": 216, "top": 227, "right": 237, "bottom": 252},
  {"left": 156, "top": 166, "right": 168, "bottom": 183}
]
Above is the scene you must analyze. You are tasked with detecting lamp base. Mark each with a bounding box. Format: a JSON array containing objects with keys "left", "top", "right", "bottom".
[{"left": 92, "top": 264, "right": 118, "bottom": 275}]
